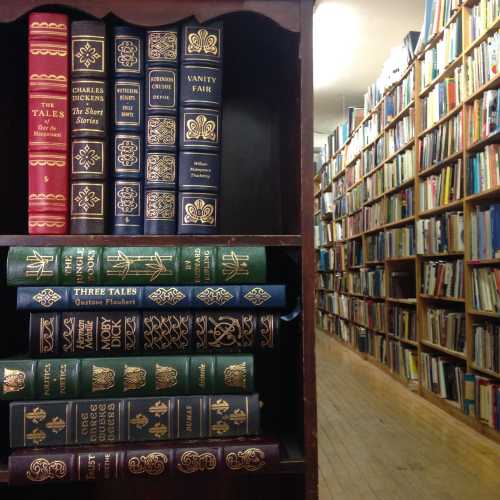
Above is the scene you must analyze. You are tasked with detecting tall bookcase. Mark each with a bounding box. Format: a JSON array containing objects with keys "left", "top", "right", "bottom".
[
  {"left": 0, "top": 1, "right": 318, "bottom": 499},
  {"left": 315, "top": 0, "right": 500, "bottom": 446}
]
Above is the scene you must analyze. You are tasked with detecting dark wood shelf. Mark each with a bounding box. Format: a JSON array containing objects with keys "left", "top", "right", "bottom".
[{"left": 0, "top": 234, "right": 303, "bottom": 247}]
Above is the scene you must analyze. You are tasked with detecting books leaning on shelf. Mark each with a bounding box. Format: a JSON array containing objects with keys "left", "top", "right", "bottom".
[
  {"left": 472, "top": 267, "right": 500, "bottom": 313},
  {"left": 470, "top": 203, "right": 500, "bottom": 259},
  {"left": 421, "top": 75, "right": 462, "bottom": 131},
  {"left": 469, "top": 0, "right": 500, "bottom": 43},
  {"left": 420, "top": 352, "right": 464, "bottom": 406},
  {"left": 422, "top": 259, "right": 464, "bottom": 298},
  {"left": 419, "top": 160, "right": 463, "bottom": 212},
  {"left": 366, "top": 232, "right": 385, "bottom": 262},
  {"left": 417, "top": 211, "right": 465, "bottom": 256},
  {"left": 418, "top": 0, "right": 463, "bottom": 50},
  {"left": 388, "top": 304, "right": 416, "bottom": 341},
  {"left": 473, "top": 320, "right": 500, "bottom": 373},
  {"left": 8, "top": 437, "right": 279, "bottom": 485},
  {"left": 388, "top": 340, "right": 418, "bottom": 382},
  {"left": 419, "top": 111, "right": 463, "bottom": 171},
  {"left": 385, "top": 225, "right": 415, "bottom": 258},
  {"left": 424, "top": 307, "right": 466, "bottom": 352},
  {"left": 467, "top": 144, "right": 500, "bottom": 195},
  {"left": 467, "top": 89, "right": 500, "bottom": 145},
  {"left": 384, "top": 148, "right": 414, "bottom": 190}
]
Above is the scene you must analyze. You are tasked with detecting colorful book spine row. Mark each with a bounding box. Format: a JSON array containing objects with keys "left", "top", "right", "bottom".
[
  {"left": 386, "top": 187, "right": 414, "bottom": 224},
  {"left": 347, "top": 239, "right": 363, "bottom": 267},
  {"left": 385, "top": 225, "right": 415, "bottom": 257},
  {"left": 364, "top": 168, "right": 385, "bottom": 202},
  {"left": 422, "top": 259, "right": 464, "bottom": 298},
  {"left": 363, "top": 200, "right": 385, "bottom": 232},
  {"left": 420, "top": 14, "right": 462, "bottom": 90},
  {"left": 470, "top": 203, "right": 500, "bottom": 259},
  {"left": 384, "top": 67, "right": 414, "bottom": 122},
  {"left": 416, "top": 211, "right": 464, "bottom": 255},
  {"left": 366, "top": 232, "right": 385, "bottom": 262},
  {"left": 421, "top": 74, "right": 462, "bottom": 130},
  {"left": 386, "top": 110, "right": 414, "bottom": 156},
  {"left": 472, "top": 267, "right": 500, "bottom": 312},
  {"left": 420, "top": 0, "right": 463, "bottom": 47},
  {"left": 346, "top": 158, "right": 363, "bottom": 189},
  {"left": 419, "top": 111, "right": 463, "bottom": 170},
  {"left": 347, "top": 211, "right": 363, "bottom": 238},
  {"left": 384, "top": 149, "right": 414, "bottom": 191},
  {"left": 388, "top": 304, "right": 416, "bottom": 341},
  {"left": 467, "top": 144, "right": 500, "bottom": 195},
  {"left": 464, "top": 30, "right": 499, "bottom": 96},
  {"left": 419, "top": 160, "right": 463, "bottom": 211},
  {"left": 360, "top": 267, "right": 385, "bottom": 297},
  {"left": 467, "top": 89, "right": 500, "bottom": 146},
  {"left": 388, "top": 340, "right": 418, "bottom": 382},
  {"left": 473, "top": 320, "right": 500, "bottom": 373},
  {"left": 424, "top": 307, "right": 465, "bottom": 352},
  {"left": 469, "top": 0, "right": 500, "bottom": 43}
]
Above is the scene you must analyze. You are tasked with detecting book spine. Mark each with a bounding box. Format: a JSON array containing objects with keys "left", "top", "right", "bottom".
[
  {"left": 0, "top": 354, "right": 254, "bottom": 400},
  {"left": 7, "top": 246, "right": 267, "bottom": 285},
  {"left": 144, "top": 26, "right": 179, "bottom": 234},
  {"left": 70, "top": 21, "right": 108, "bottom": 234},
  {"left": 112, "top": 27, "right": 145, "bottom": 234},
  {"left": 8, "top": 438, "right": 279, "bottom": 485},
  {"left": 28, "top": 13, "right": 69, "bottom": 234},
  {"left": 9, "top": 394, "right": 260, "bottom": 447},
  {"left": 29, "top": 310, "right": 279, "bottom": 356},
  {"left": 177, "top": 20, "right": 223, "bottom": 235},
  {"left": 17, "top": 285, "right": 285, "bottom": 311}
]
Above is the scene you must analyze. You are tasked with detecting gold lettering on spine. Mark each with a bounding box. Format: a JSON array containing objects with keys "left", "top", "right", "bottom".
[{"left": 81, "top": 402, "right": 117, "bottom": 443}]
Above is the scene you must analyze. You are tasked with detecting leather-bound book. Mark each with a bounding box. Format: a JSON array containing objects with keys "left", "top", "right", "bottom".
[
  {"left": 70, "top": 21, "right": 107, "bottom": 234},
  {"left": 144, "top": 25, "right": 179, "bottom": 234},
  {"left": 28, "top": 13, "right": 69, "bottom": 234},
  {"left": 8, "top": 437, "right": 279, "bottom": 485},
  {"left": 9, "top": 393, "right": 261, "bottom": 447},
  {"left": 112, "top": 26, "right": 144, "bottom": 234},
  {"left": 28, "top": 310, "right": 279, "bottom": 356},
  {"left": 178, "top": 20, "right": 223, "bottom": 235},
  {"left": 0, "top": 353, "right": 254, "bottom": 400}
]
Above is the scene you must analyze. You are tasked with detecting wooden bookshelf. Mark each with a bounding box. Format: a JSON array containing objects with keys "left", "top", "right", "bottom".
[
  {"left": 314, "top": 0, "right": 500, "bottom": 448},
  {"left": 0, "top": 0, "right": 318, "bottom": 497}
]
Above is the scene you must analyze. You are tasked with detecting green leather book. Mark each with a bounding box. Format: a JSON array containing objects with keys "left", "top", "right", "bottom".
[
  {"left": 0, "top": 354, "right": 254, "bottom": 400},
  {"left": 7, "top": 246, "right": 266, "bottom": 285}
]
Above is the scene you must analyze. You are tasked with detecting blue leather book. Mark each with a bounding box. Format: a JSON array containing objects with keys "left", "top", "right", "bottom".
[
  {"left": 177, "top": 191, "right": 218, "bottom": 235},
  {"left": 113, "top": 180, "right": 143, "bottom": 235},
  {"left": 146, "top": 25, "right": 179, "bottom": 67},
  {"left": 17, "top": 285, "right": 286, "bottom": 311},
  {"left": 181, "top": 20, "right": 223, "bottom": 67},
  {"left": 144, "top": 189, "right": 177, "bottom": 234},
  {"left": 178, "top": 151, "right": 219, "bottom": 192},
  {"left": 112, "top": 26, "right": 145, "bottom": 235},
  {"left": 180, "top": 64, "right": 221, "bottom": 108}
]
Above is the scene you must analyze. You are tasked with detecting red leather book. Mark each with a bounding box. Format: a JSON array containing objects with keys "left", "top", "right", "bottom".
[{"left": 28, "top": 13, "right": 69, "bottom": 234}]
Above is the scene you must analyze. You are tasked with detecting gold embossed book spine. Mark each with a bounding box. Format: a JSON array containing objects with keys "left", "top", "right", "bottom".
[
  {"left": 178, "top": 20, "right": 223, "bottom": 235},
  {"left": 144, "top": 25, "right": 179, "bottom": 234},
  {"left": 8, "top": 437, "right": 279, "bottom": 485},
  {"left": 28, "top": 13, "right": 69, "bottom": 234},
  {"left": 70, "top": 21, "right": 108, "bottom": 234},
  {"left": 112, "top": 26, "right": 144, "bottom": 234}
]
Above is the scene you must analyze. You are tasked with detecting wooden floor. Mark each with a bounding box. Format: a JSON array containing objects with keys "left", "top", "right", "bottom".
[{"left": 316, "top": 332, "right": 500, "bottom": 500}]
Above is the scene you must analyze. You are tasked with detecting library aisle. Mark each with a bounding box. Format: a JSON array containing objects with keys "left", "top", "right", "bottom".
[{"left": 317, "top": 332, "right": 500, "bottom": 500}]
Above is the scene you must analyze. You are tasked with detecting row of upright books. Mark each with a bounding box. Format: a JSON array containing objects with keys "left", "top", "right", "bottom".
[
  {"left": 30, "top": 12, "right": 223, "bottom": 235},
  {"left": 2, "top": 245, "right": 285, "bottom": 485}
]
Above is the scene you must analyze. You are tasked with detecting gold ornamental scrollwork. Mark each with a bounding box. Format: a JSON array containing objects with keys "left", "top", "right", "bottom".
[
  {"left": 26, "top": 458, "right": 67, "bottom": 482},
  {"left": 187, "top": 29, "right": 218, "bottom": 56},
  {"left": 128, "top": 452, "right": 168, "bottom": 476},
  {"left": 225, "top": 448, "right": 266, "bottom": 472},
  {"left": 176, "top": 450, "right": 217, "bottom": 474}
]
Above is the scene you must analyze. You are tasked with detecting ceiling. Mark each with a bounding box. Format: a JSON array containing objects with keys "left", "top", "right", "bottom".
[{"left": 313, "top": 0, "right": 425, "bottom": 144}]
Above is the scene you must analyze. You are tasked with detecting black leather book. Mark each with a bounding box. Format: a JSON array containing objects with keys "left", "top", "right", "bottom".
[
  {"left": 111, "top": 26, "right": 145, "bottom": 235},
  {"left": 70, "top": 21, "right": 108, "bottom": 234},
  {"left": 144, "top": 25, "right": 179, "bottom": 234}
]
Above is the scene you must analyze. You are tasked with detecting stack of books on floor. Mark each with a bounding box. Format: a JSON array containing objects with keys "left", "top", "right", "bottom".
[{"left": 2, "top": 245, "right": 285, "bottom": 485}]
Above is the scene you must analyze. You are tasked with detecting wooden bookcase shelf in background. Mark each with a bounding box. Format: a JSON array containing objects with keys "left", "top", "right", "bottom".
[
  {"left": 0, "top": 1, "right": 318, "bottom": 499},
  {"left": 315, "top": 0, "right": 500, "bottom": 447}
]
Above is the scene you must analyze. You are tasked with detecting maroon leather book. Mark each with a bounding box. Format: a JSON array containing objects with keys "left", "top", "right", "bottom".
[
  {"left": 8, "top": 437, "right": 279, "bottom": 485},
  {"left": 28, "top": 13, "right": 69, "bottom": 234}
]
